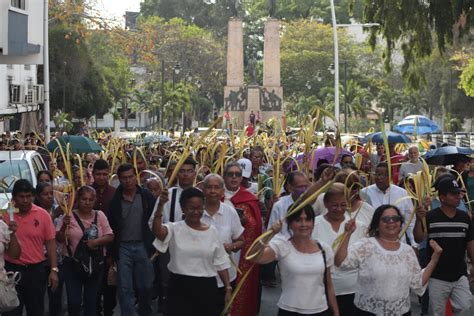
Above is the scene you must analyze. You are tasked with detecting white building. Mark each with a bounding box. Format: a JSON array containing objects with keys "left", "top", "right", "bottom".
[{"left": 0, "top": 0, "right": 45, "bottom": 131}]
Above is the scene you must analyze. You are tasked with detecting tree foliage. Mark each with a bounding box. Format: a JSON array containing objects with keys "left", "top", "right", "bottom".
[
  {"left": 357, "top": 0, "right": 472, "bottom": 86},
  {"left": 460, "top": 59, "right": 474, "bottom": 97}
]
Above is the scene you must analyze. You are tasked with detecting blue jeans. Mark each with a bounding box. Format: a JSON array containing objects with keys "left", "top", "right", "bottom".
[
  {"left": 63, "top": 257, "right": 103, "bottom": 316},
  {"left": 117, "top": 242, "right": 154, "bottom": 316}
]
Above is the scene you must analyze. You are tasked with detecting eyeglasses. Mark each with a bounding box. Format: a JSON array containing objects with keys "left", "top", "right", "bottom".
[
  {"left": 380, "top": 215, "right": 402, "bottom": 223},
  {"left": 225, "top": 172, "right": 242, "bottom": 178}
]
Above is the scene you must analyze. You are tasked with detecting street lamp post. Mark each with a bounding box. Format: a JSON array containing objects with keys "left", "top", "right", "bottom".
[
  {"left": 329, "top": 62, "right": 348, "bottom": 133},
  {"left": 160, "top": 60, "right": 180, "bottom": 134}
]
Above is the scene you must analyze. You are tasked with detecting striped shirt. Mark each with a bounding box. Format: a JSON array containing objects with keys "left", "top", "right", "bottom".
[{"left": 426, "top": 207, "right": 474, "bottom": 282}]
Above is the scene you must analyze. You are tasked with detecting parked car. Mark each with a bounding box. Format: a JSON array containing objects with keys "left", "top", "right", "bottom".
[{"left": 0, "top": 150, "right": 47, "bottom": 209}]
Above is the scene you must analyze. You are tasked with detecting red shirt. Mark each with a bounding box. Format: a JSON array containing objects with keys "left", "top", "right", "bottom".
[
  {"left": 390, "top": 154, "right": 405, "bottom": 185},
  {"left": 3, "top": 204, "right": 56, "bottom": 265},
  {"left": 93, "top": 184, "right": 116, "bottom": 216}
]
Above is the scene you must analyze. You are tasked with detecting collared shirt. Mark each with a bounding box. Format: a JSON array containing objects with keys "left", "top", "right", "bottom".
[
  {"left": 201, "top": 202, "right": 244, "bottom": 287},
  {"left": 149, "top": 186, "right": 184, "bottom": 229},
  {"left": 360, "top": 184, "right": 416, "bottom": 245},
  {"left": 3, "top": 204, "right": 56, "bottom": 265},
  {"left": 121, "top": 193, "right": 143, "bottom": 242},
  {"left": 93, "top": 184, "right": 116, "bottom": 216},
  {"left": 268, "top": 195, "right": 295, "bottom": 239}
]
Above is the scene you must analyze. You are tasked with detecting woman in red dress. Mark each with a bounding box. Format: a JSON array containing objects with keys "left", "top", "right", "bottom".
[{"left": 223, "top": 162, "right": 262, "bottom": 316}]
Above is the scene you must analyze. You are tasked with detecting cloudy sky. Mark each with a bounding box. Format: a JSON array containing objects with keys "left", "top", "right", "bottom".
[{"left": 96, "top": 0, "right": 142, "bottom": 23}]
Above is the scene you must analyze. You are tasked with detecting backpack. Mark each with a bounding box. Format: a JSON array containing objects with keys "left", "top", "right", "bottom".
[{"left": 66, "top": 211, "right": 104, "bottom": 278}]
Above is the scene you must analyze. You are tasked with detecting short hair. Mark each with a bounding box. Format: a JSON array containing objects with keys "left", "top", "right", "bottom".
[
  {"left": 375, "top": 162, "right": 389, "bottom": 171},
  {"left": 368, "top": 204, "right": 404, "bottom": 237},
  {"left": 35, "top": 181, "right": 52, "bottom": 197},
  {"left": 224, "top": 162, "right": 242, "bottom": 174},
  {"left": 77, "top": 185, "right": 96, "bottom": 198},
  {"left": 286, "top": 204, "right": 315, "bottom": 228},
  {"left": 179, "top": 187, "right": 205, "bottom": 209},
  {"left": 117, "top": 163, "right": 134, "bottom": 177},
  {"left": 180, "top": 157, "right": 197, "bottom": 168},
  {"left": 203, "top": 174, "right": 225, "bottom": 188},
  {"left": 37, "top": 170, "right": 53, "bottom": 182},
  {"left": 284, "top": 171, "right": 306, "bottom": 187},
  {"left": 93, "top": 159, "right": 109, "bottom": 172},
  {"left": 341, "top": 154, "right": 352, "bottom": 161},
  {"left": 313, "top": 163, "right": 331, "bottom": 181},
  {"left": 323, "top": 183, "right": 345, "bottom": 203},
  {"left": 12, "top": 179, "right": 35, "bottom": 196}
]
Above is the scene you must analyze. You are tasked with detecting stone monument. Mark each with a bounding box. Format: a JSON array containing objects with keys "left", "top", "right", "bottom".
[{"left": 224, "top": 18, "right": 284, "bottom": 128}]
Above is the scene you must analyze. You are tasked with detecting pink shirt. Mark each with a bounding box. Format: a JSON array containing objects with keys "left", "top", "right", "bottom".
[
  {"left": 58, "top": 210, "right": 113, "bottom": 256},
  {"left": 3, "top": 204, "right": 56, "bottom": 265}
]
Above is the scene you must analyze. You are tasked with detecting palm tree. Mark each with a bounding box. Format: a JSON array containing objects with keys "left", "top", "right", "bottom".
[{"left": 52, "top": 111, "right": 73, "bottom": 133}]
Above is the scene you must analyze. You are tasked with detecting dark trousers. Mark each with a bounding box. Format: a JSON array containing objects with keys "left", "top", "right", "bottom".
[
  {"left": 96, "top": 262, "right": 117, "bottom": 316},
  {"left": 45, "top": 264, "right": 64, "bottom": 316},
  {"left": 167, "top": 273, "right": 219, "bottom": 316},
  {"left": 355, "top": 307, "right": 411, "bottom": 316},
  {"left": 278, "top": 308, "right": 331, "bottom": 316},
  {"left": 418, "top": 247, "right": 429, "bottom": 314},
  {"left": 4, "top": 261, "right": 47, "bottom": 316},
  {"left": 336, "top": 293, "right": 356, "bottom": 316},
  {"left": 63, "top": 258, "right": 104, "bottom": 316}
]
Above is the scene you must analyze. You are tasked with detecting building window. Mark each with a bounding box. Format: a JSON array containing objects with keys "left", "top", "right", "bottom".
[
  {"left": 11, "top": 0, "right": 26, "bottom": 10},
  {"left": 24, "top": 65, "right": 30, "bottom": 70}
]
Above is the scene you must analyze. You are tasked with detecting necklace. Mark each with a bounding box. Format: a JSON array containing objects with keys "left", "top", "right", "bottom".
[{"left": 378, "top": 237, "right": 399, "bottom": 244}]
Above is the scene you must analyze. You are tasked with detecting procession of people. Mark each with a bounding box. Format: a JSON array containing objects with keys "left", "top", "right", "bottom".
[{"left": 0, "top": 124, "right": 473, "bottom": 316}]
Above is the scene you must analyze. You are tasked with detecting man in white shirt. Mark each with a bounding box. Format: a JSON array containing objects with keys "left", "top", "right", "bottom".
[
  {"left": 399, "top": 146, "right": 423, "bottom": 181},
  {"left": 149, "top": 157, "right": 197, "bottom": 225},
  {"left": 360, "top": 162, "right": 416, "bottom": 245},
  {"left": 201, "top": 174, "right": 244, "bottom": 311}
]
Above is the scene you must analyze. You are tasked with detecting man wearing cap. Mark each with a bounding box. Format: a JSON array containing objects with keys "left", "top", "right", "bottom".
[
  {"left": 414, "top": 175, "right": 474, "bottom": 315},
  {"left": 237, "top": 158, "right": 257, "bottom": 194}
]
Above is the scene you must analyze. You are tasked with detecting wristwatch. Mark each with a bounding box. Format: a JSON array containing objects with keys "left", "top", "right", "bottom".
[{"left": 51, "top": 267, "right": 59, "bottom": 273}]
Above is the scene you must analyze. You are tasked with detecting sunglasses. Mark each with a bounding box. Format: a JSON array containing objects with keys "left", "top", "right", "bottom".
[
  {"left": 225, "top": 172, "right": 242, "bottom": 178},
  {"left": 381, "top": 215, "right": 402, "bottom": 224}
]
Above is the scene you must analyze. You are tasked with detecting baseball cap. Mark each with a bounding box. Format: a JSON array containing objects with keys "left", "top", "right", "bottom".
[
  {"left": 237, "top": 158, "right": 252, "bottom": 178},
  {"left": 434, "top": 175, "right": 462, "bottom": 195}
]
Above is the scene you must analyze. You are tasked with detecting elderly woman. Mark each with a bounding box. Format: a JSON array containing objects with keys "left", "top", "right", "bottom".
[
  {"left": 335, "top": 205, "right": 443, "bottom": 315},
  {"left": 222, "top": 162, "right": 262, "bottom": 316},
  {"left": 251, "top": 206, "right": 340, "bottom": 316},
  {"left": 312, "top": 183, "right": 367, "bottom": 315},
  {"left": 57, "top": 186, "right": 114, "bottom": 316},
  {"left": 201, "top": 174, "right": 245, "bottom": 312},
  {"left": 152, "top": 187, "right": 232, "bottom": 316}
]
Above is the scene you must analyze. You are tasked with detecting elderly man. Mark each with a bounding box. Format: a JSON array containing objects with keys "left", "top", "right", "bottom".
[
  {"left": 399, "top": 145, "right": 424, "bottom": 181},
  {"left": 360, "top": 162, "right": 416, "bottom": 245}
]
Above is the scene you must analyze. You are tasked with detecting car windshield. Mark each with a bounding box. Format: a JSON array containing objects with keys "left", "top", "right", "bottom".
[{"left": 0, "top": 160, "right": 33, "bottom": 193}]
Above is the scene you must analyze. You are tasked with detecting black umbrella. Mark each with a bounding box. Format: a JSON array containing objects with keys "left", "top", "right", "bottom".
[{"left": 423, "top": 146, "right": 474, "bottom": 165}]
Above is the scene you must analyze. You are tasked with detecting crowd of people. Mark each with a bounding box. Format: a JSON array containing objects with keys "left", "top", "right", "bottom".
[{"left": 0, "top": 128, "right": 473, "bottom": 316}]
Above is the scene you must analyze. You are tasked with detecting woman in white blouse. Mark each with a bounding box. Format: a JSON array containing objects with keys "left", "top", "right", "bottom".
[
  {"left": 251, "top": 205, "right": 339, "bottom": 316},
  {"left": 151, "top": 187, "right": 232, "bottom": 316},
  {"left": 335, "top": 204, "right": 443, "bottom": 315}
]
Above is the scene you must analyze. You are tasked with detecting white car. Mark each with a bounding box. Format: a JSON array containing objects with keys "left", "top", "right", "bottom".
[{"left": 0, "top": 150, "right": 48, "bottom": 209}]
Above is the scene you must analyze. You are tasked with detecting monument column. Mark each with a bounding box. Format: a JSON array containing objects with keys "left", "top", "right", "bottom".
[
  {"left": 263, "top": 19, "right": 280, "bottom": 87},
  {"left": 224, "top": 18, "right": 246, "bottom": 127},
  {"left": 226, "top": 18, "right": 244, "bottom": 87},
  {"left": 261, "top": 19, "right": 283, "bottom": 124}
]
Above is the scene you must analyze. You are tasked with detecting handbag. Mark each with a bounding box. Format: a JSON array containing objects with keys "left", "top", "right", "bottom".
[{"left": 0, "top": 271, "right": 20, "bottom": 312}]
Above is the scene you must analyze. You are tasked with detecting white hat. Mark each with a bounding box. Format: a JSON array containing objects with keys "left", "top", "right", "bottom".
[{"left": 237, "top": 158, "right": 252, "bottom": 178}]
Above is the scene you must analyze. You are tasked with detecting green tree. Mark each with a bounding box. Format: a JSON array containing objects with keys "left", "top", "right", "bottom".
[
  {"left": 357, "top": 0, "right": 472, "bottom": 86},
  {"left": 460, "top": 59, "right": 474, "bottom": 97}
]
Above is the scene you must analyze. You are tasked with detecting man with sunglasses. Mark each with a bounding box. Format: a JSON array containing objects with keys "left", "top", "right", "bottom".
[
  {"left": 360, "top": 162, "right": 416, "bottom": 245},
  {"left": 414, "top": 176, "right": 474, "bottom": 315}
]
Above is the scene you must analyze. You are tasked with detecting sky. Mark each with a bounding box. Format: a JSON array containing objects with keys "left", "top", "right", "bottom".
[{"left": 96, "top": 0, "right": 142, "bottom": 24}]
